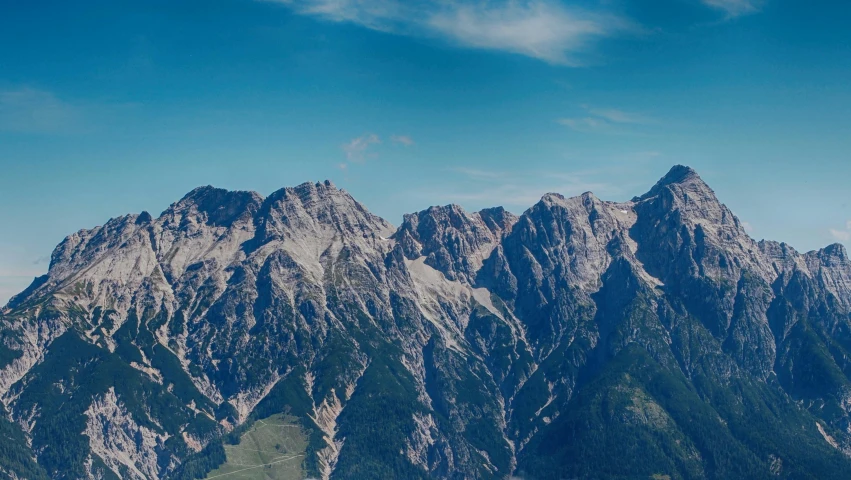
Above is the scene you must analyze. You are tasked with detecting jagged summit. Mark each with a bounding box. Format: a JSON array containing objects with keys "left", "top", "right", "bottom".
[
  {"left": 165, "top": 185, "right": 263, "bottom": 228},
  {"left": 2, "top": 166, "right": 851, "bottom": 480},
  {"left": 7, "top": 166, "right": 845, "bottom": 314},
  {"left": 394, "top": 203, "right": 515, "bottom": 284},
  {"left": 818, "top": 242, "right": 849, "bottom": 261},
  {"left": 173, "top": 185, "right": 263, "bottom": 207},
  {"left": 636, "top": 164, "right": 712, "bottom": 202},
  {"left": 256, "top": 178, "right": 394, "bottom": 244},
  {"left": 477, "top": 206, "right": 518, "bottom": 234},
  {"left": 657, "top": 164, "right": 700, "bottom": 186}
]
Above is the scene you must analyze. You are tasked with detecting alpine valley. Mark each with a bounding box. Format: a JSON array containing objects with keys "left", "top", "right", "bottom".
[{"left": 2, "top": 165, "right": 851, "bottom": 480}]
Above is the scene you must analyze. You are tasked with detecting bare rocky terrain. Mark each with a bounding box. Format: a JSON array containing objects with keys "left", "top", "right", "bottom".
[{"left": 1, "top": 165, "right": 851, "bottom": 479}]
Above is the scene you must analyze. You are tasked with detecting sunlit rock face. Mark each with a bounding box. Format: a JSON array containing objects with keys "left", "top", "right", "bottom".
[{"left": 2, "top": 167, "right": 851, "bottom": 480}]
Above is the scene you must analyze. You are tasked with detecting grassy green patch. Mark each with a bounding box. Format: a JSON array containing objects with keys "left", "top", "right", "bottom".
[{"left": 204, "top": 415, "right": 307, "bottom": 480}]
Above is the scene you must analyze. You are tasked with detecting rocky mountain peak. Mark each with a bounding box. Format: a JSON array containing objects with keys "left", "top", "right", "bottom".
[
  {"left": 631, "top": 165, "right": 779, "bottom": 289},
  {"left": 4, "top": 166, "right": 851, "bottom": 480},
  {"left": 538, "top": 190, "right": 603, "bottom": 212},
  {"left": 655, "top": 164, "right": 700, "bottom": 187},
  {"left": 256, "top": 180, "right": 393, "bottom": 242},
  {"left": 816, "top": 243, "right": 850, "bottom": 263},
  {"left": 538, "top": 192, "right": 567, "bottom": 206},
  {"left": 166, "top": 185, "right": 264, "bottom": 228},
  {"left": 804, "top": 243, "right": 851, "bottom": 310},
  {"left": 287, "top": 179, "right": 338, "bottom": 202},
  {"left": 477, "top": 206, "right": 518, "bottom": 236},
  {"left": 638, "top": 164, "right": 715, "bottom": 205},
  {"left": 394, "top": 204, "right": 513, "bottom": 284},
  {"left": 635, "top": 164, "right": 749, "bottom": 237}
]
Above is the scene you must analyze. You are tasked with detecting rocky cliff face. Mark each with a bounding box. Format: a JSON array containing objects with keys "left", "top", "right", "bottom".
[{"left": 1, "top": 167, "right": 851, "bottom": 480}]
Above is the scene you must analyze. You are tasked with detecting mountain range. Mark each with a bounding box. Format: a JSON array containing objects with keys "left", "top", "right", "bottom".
[{"left": 2, "top": 165, "right": 851, "bottom": 480}]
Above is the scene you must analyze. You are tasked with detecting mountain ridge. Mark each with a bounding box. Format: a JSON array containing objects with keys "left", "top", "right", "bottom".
[{"left": 1, "top": 165, "right": 851, "bottom": 480}]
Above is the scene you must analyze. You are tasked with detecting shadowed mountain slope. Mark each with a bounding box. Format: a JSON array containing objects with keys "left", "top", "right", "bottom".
[{"left": 1, "top": 167, "right": 850, "bottom": 480}]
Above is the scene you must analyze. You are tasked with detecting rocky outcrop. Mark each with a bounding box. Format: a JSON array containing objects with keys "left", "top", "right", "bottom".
[
  {"left": 2, "top": 166, "right": 851, "bottom": 480},
  {"left": 395, "top": 204, "right": 517, "bottom": 285},
  {"left": 84, "top": 388, "right": 171, "bottom": 480}
]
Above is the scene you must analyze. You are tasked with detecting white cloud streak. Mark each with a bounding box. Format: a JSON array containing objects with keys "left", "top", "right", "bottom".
[
  {"left": 391, "top": 134, "right": 414, "bottom": 146},
  {"left": 559, "top": 105, "right": 653, "bottom": 133},
  {"left": 436, "top": 166, "right": 620, "bottom": 209},
  {"left": 584, "top": 106, "right": 652, "bottom": 124},
  {"left": 558, "top": 116, "right": 608, "bottom": 132},
  {"left": 341, "top": 133, "right": 381, "bottom": 161},
  {"left": 830, "top": 220, "right": 851, "bottom": 242},
  {"left": 266, "top": 0, "right": 635, "bottom": 65},
  {"left": 701, "top": 0, "right": 762, "bottom": 17},
  {"left": 0, "top": 268, "right": 46, "bottom": 307},
  {"left": 450, "top": 167, "right": 505, "bottom": 179},
  {"left": 0, "top": 87, "right": 81, "bottom": 134}
]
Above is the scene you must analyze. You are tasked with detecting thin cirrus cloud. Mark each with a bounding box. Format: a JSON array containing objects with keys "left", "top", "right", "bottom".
[
  {"left": 437, "top": 166, "right": 620, "bottom": 209},
  {"left": 584, "top": 106, "right": 653, "bottom": 124},
  {"left": 701, "top": 0, "right": 763, "bottom": 17},
  {"left": 338, "top": 133, "right": 413, "bottom": 170},
  {"left": 0, "top": 87, "right": 82, "bottom": 134},
  {"left": 450, "top": 167, "right": 505, "bottom": 180},
  {"left": 341, "top": 133, "right": 381, "bottom": 162},
  {"left": 830, "top": 221, "right": 851, "bottom": 242},
  {"left": 0, "top": 266, "right": 47, "bottom": 308},
  {"left": 558, "top": 105, "right": 654, "bottom": 134},
  {"left": 265, "top": 0, "right": 637, "bottom": 65},
  {"left": 391, "top": 135, "right": 415, "bottom": 146}
]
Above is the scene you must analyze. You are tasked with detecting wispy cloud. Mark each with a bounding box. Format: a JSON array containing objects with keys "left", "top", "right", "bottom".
[
  {"left": 450, "top": 167, "right": 505, "bottom": 180},
  {"left": 558, "top": 105, "right": 654, "bottom": 134},
  {"left": 0, "top": 87, "right": 82, "bottom": 134},
  {"left": 701, "top": 0, "right": 762, "bottom": 17},
  {"left": 338, "top": 133, "right": 412, "bottom": 169},
  {"left": 426, "top": 2, "right": 633, "bottom": 65},
  {"left": 341, "top": 133, "right": 381, "bottom": 162},
  {"left": 391, "top": 134, "right": 414, "bottom": 146},
  {"left": 584, "top": 106, "right": 652, "bottom": 124},
  {"left": 0, "top": 268, "right": 45, "bottom": 278},
  {"left": 830, "top": 229, "right": 851, "bottom": 242},
  {"left": 434, "top": 166, "right": 620, "bottom": 209},
  {"left": 558, "top": 116, "right": 608, "bottom": 132},
  {"left": 265, "top": 0, "right": 636, "bottom": 65},
  {"left": 830, "top": 221, "right": 851, "bottom": 242},
  {"left": 0, "top": 265, "right": 47, "bottom": 307}
]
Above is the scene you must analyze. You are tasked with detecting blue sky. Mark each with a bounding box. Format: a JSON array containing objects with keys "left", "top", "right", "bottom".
[{"left": 1, "top": 0, "right": 850, "bottom": 304}]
